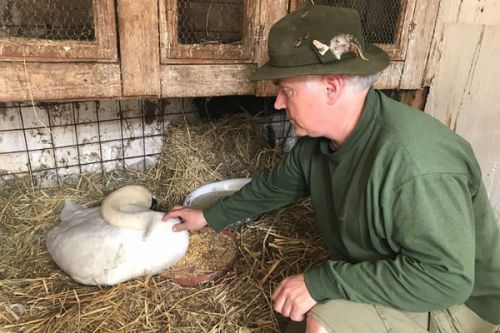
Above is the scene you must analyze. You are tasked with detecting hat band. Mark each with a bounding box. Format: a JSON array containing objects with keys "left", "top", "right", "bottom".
[
  {"left": 268, "top": 52, "right": 319, "bottom": 67},
  {"left": 269, "top": 47, "right": 360, "bottom": 68}
]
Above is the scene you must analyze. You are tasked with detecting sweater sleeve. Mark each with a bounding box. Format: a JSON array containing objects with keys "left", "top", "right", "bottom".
[
  {"left": 304, "top": 174, "right": 476, "bottom": 311},
  {"left": 204, "top": 139, "right": 310, "bottom": 232}
]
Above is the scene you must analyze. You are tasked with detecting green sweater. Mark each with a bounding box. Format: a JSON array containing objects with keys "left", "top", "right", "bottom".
[{"left": 204, "top": 88, "right": 500, "bottom": 324}]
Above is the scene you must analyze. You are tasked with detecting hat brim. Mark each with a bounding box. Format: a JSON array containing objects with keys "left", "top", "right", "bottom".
[{"left": 249, "top": 44, "right": 390, "bottom": 81}]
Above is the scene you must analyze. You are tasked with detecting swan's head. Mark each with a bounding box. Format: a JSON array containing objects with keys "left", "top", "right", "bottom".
[{"left": 101, "top": 185, "right": 163, "bottom": 230}]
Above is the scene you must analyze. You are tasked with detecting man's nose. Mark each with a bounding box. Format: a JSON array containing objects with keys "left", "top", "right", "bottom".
[{"left": 274, "top": 93, "right": 285, "bottom": 110}]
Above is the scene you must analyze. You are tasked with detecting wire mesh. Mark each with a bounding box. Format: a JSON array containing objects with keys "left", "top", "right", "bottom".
[
  {"left": 0, "top": 99, "right": 176, "bottom": 187},
  {"left": 0, "top": 0, "right": 95, "bottom": 41},
  {"left": 0, "top": 96, "right": 296, "bottom": 187},
  {"left": 310, "top": 0, "right": 402, "bottom": 44},
  {"left": 177, "top": 0, "right": 244, "bottom": 45}
]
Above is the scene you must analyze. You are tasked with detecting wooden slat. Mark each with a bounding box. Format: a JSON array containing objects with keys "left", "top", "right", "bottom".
[
  {"left": 375, "top": 61, "right": 405, "bottom": 89},
  {"left": 398, "top": 0, "right": 440, "bottom": 89},
  {"left": 0, "top": 62, "right": 121, "bottom": 102},
  {"left": 425, "top": 23, "right": 500, "bottom": 212},
  {"left": 160, "top": 64, "right": 256, "bottom": 97},
  {"left": 255, "top": 0, "right": 289, "bottom": 96},
  {"left": 456, "top": 0, "right": 500, "bottom": 25},
  {"left": 117, "top": 0, "right": 161, "bottom": 96},
  {"left": 424, "top": 0, "right": 500, "bottom": 86}
]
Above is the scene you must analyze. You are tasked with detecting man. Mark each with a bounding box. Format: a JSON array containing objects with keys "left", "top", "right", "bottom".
[{"left": 163, "top": 5, "right": 500, "bottom": 333}]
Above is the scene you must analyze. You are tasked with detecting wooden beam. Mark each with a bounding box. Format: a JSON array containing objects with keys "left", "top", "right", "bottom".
[
  {"left": 255, "top": 0, "right": 289, "bottom": 96},
  {"left": 160, "top": 64, "right": 256, "bottom": 97},
  {"left": 117, "top": 0, "right": 161, "bottom": 97},
  {"left": 0, "top": 62, "right": 121, "bottom": 102},
  {"left": 399, "top": 0, "right": 440, "bottom": 88}
]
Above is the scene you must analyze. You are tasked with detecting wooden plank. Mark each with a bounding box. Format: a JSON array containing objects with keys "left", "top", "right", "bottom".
[
  {"left": 456, "top": 0, "right": 500, "bottom": 25},
  {"left": 423, "top": 0, "right": 461, "bottom": 86},
  {"left": 375, "top": 61, "right": 405, "bottom": 90},
  {"left": 424, "top": 0, "right": 500, "bottom": 86},
  {"left": 255, "top": 0, "right": 288, "bottom": 96},
  {"left": 425, "top": 23, "right": 500, "bottom": 212},
  {"left": 0, "top": 62, "right": 121, "bottom": 102},
  {"left": 399, "top": 0, "right": 440, "bottom": 89},
  {"left": 117, "top": 0, "right": 161, "bottom": 97},
  {"left": 160, "top": 64, "right": 256, "bottom": 97}
]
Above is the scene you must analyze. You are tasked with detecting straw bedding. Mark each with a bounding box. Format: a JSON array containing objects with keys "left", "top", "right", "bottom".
[{"left": 0, "top": 116, "right": 329, "bottom": 332}]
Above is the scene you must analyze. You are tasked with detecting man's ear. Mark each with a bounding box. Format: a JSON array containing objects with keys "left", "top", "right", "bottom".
[{"left": 324, "top": 75, "right": 344, "bottom": 106}]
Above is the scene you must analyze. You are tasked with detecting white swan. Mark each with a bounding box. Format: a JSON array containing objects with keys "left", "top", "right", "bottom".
[{"left": 46, "top": 185, "right": 189, "bottom": 286}]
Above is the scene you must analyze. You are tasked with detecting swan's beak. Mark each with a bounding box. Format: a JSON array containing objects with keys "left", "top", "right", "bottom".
[{"left": 149, "top": 198, "right": 165, "bottom": 212}]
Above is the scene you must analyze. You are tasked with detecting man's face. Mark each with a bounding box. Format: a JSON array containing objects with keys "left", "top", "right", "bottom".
[{"left": 273, "top": 76, "right": 330, "bottom": 138}]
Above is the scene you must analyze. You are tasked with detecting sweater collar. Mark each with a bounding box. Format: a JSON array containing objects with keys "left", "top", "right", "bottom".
[{"left": 319, "top": 86, "right": 379, "bottom": 160}]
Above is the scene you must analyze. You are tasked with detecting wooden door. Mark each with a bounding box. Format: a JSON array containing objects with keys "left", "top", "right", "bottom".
[
  {"left": 158, "top": 0, "right": 269, "bottom": 97},
  {"left": 0, "top": 0, "right": 117, "bottom": 61},
  {"left": 159, "top": 0, "right": 258, "bottom": 64},
  {"left": 0, "top": 0, "right": 120, "bottom": 101}
]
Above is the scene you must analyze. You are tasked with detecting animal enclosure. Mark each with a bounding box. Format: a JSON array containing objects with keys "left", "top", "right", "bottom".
[{"left": 1, "top": 0, "right": 499, "bottom": 331}]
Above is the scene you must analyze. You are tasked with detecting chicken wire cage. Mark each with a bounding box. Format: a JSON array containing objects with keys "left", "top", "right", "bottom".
[
  {"left": 0, "top": 0, "right": 95, "bottom": 41},
  {"left": 307, "top": 0, "right": 401, "bottom": 44},
  {"left": 177, "top": 0, "right": 244, "bottom": 45}
]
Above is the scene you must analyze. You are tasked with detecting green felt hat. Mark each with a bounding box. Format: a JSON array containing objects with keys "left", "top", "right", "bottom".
[{"left": 250, "top": 5, "right": 390, "bottom": 81}]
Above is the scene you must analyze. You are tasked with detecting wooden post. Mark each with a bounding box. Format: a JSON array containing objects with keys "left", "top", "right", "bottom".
[{"left": 117, "top": 0, "right": 161, "bottom": 97}]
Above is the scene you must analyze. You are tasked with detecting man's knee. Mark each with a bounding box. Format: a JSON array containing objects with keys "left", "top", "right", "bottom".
[
  {"left": 307, "top": 299, "right": 387, "bottom": 333},
  {"left": 306, "top": 315, "right": 329, "bottom": 333}
]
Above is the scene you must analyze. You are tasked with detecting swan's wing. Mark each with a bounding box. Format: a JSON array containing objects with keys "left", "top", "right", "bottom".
[
  {"left": 61, "top": 200, "right": 86, "bottom": 220},
  {"left": 60, "top": 199, "right": 101, "bottom": 222}
]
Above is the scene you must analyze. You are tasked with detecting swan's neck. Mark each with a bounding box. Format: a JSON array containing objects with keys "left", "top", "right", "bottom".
[
  {"left": 103, "top": 209, "right": 156, "bottom": 231},
  {"left": 100, "top": 186, "right": 163, "bottom": 231}
]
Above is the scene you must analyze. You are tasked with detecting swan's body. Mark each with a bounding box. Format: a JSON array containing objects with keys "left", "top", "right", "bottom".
[{"left": 46, "top": 186, "right": 189, "bottom": 286}]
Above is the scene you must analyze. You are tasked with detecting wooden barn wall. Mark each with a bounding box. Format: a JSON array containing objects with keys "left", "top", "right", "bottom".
[{"left": 425, "top": 0, "right": 500, "bottom": 216}]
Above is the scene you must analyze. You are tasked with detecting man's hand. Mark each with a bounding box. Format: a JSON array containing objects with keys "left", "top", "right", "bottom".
[
  {"left": 162, "top": 205, "right": 207, "bottom": 232},
  {"left": 272, "top": 273, "right": 317, "bottom": 322}
]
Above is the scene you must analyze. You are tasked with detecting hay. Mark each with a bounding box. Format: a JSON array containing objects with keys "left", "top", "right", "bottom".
[
  {"left": 166, "top": 228, "right": 238, "bottom": 279},
  {"left": 0, "top": 116, "right": 329, "bottom": 332}
]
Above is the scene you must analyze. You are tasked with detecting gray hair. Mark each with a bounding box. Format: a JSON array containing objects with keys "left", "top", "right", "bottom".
[
  {"left": 339, "top": 73, "right": 381, "bottom": 93},
  {"left": 303, "top": 73, "right": 380, "bottom": 94}
]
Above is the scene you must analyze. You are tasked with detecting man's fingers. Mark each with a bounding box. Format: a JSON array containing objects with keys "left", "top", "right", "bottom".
[
  {"left": 289, "top": 304, "right": 305, "bottom": 322},
  {"left": 172, "top": 222, "right": 188, "bottom": 232},
  {"left": 272, "top": 289, "right": 286, "bottom": 315},
  {"left": 161, "top": 205, "right": 186, "bottom": 221},
  {"left": 280, "top": 297, "right": 294, "bottom": 318},
  {"left": 161, "top": 212, "right": 177, "bottom": 221}
]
